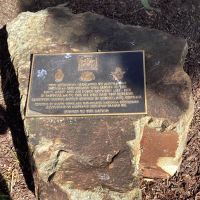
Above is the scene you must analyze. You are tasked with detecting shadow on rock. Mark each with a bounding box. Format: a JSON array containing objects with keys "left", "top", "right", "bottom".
[
  {"left": 0, "top": 26, "right": 35, "bottom": 193},
  {"left": 0, "top": 106, "right": 8, "bottom": 134},
  {"left": 0, "top": 173, "right": 11, "bottom": 200}
]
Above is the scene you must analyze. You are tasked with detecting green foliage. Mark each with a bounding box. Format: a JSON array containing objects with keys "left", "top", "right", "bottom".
[
  {"left": 140, "top": 0, "right": 160, "bottom": 11},
  {"left": 140, "top": 0, "right": 153, "bottom": 10}
]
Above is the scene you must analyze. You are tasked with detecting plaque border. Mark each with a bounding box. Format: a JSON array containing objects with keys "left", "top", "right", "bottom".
[{"left": 26, "top": 50, "right": 147, "bottom": 117}]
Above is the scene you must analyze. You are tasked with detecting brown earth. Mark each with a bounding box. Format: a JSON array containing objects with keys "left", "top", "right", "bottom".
[{"left": 0, "top": 0, "right": 199, "bottom": 200}]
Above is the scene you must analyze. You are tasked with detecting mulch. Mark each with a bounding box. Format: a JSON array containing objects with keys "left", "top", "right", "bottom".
[{"left": 0, "top": 0, "right": 200, "bottom": 199}]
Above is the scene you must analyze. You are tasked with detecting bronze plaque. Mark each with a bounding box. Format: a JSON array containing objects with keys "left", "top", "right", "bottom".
[{"left": 26, "top": 51, "right": 147, "bottom": 117}]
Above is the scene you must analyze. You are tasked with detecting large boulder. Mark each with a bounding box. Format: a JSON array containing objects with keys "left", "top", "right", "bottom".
[{"left": 6, "top": 7, "right": 194, "bottom": 200}]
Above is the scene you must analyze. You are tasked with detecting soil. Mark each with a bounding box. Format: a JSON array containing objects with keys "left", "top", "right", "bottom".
[{"left": 0, "top": 0, "right": 200, "bottom": 200}]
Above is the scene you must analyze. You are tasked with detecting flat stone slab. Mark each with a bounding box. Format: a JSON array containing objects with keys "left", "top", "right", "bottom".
[{"left": 6, "top": 7, "right": 194, "bottom": 200}]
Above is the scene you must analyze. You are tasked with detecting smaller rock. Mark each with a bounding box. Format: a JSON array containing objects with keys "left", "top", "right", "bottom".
[{"left": 140, "top": 126, "right": 179, "bottom": 178}]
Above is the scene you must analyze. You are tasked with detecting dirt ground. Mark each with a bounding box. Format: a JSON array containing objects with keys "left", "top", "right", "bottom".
[{"left": 0, "top": 0, "right": 200, "bottom": 199}]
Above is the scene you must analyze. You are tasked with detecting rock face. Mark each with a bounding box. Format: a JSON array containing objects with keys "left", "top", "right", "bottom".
[
  {"left": 6, "top": 7, "right": 194, "bottom": 200},
  {"left": 0, "top": 0, "right": 21, "bottom": 27}
]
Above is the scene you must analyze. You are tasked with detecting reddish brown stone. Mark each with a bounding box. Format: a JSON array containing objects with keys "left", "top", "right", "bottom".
[
  {"left": 54, "top": 149, "right": 134, "bottom": 192},
  {"left": 38, "top": 180, "right": 69, "bottom": 200},
  {"left": 28, "top": 117, "right": 137, "bottom": 192},
  {"left": 140, "top": 126, "right": 179, "bottom": 178}
]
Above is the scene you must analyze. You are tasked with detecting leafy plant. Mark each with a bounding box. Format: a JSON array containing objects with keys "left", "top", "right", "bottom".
[
  {"left": 141, "top": 0, "right": 153, "bottom": 10},
  {"left": 140, "top": 0, "right": 160, "bottom": 11}
]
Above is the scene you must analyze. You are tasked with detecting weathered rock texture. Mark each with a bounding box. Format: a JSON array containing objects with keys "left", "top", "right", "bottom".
[
  {"left": 6, "top": 7, "right": 194, "bottom": 200},
  {"left": 0, "top": 0, "right": 21, "bottom": 27}
]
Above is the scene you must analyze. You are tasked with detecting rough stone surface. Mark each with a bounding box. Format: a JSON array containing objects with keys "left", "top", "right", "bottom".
[
  {"left": 0, "top": 0, "right": 21, "bottom": 27},
  {"left": 6, "top": 7, "right": 194, "bottom": 200}
]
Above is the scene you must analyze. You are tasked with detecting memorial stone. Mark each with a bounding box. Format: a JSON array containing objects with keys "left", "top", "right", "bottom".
[{"left": 7, "top": 7, "right": 194, "bottom": 200}]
